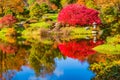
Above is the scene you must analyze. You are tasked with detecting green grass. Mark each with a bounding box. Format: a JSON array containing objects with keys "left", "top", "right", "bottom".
[
  {"left": 30, "top": 21, "right": 51, "bottom": 28},
  {"left": 93, "top": 44, "right": 120, "bottom": 54},
  {"left": 43, "top": 13, "right": 58, "bottom": 21}
]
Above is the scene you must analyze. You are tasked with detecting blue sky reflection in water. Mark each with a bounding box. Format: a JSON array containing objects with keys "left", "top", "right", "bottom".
[{"left": 11, "top": 57, "right": 95, "bottom": 80}]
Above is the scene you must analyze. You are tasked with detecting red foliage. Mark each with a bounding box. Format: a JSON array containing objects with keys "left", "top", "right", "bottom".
[
  {"left": 58, "top": 4, "right": 101, "bottom": 26},
  {"left": 58, "top": 40, "right": 104, "bottom": 61},
  {"left": 0, "top": 43, "right": 18, "bottom": 54},
  {"left": 0, "top": 14, "right": 17, "bottom": 28}
]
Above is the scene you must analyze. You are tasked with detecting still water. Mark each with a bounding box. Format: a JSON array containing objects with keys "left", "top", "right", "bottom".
[
  {"left": 0, "top": 38, "right": 120, "bottom": 80},
  {"left": 4, "top": 58, "right": 95, "bottom": 80}
]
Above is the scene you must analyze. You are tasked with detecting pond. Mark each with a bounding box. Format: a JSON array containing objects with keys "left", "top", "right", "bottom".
[
  {"left": 0, "top": 0, "right": 120, "bottom": 80},
  {"left": 0, "top": 31, "right": 120, "bottom": 80}
]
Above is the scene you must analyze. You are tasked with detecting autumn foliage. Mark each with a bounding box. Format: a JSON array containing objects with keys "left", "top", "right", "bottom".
[
  {"left": 0, "top": 43, "right": 17, "bottom": 54},
  {"left": 76, "top": 0, "right": 85, "bottom": 5},
  {"left": 0, "top": 14, "right": 17, "bottom": 28},
  {"left": 58, "top": 40, "right": 104, "bottom": 61},
  {"left": 58, "top": 4, "right": 101, "bottom": 26}
]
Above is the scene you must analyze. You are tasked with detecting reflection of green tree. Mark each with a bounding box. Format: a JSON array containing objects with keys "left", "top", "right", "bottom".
[
  {"left": 89, "top": 53, "right": 120, "bottom": 80},
  {"left": 29, "top": 43, "right": 62, "bottom": 75}
]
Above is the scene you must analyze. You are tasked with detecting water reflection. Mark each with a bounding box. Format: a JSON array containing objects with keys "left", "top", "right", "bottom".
[
  {"left": 0, "top": 33, "right": 120, "bottom": 80},
  {"left": 0, "top": 42, "right": 17, "bottom": 54},
  {"left": 0, "top": 46, "right": 28, "bottom": 71},
  {"left": 29, "top": 43, "right": 62, "bottom": 75},
  {"left": 53, "top": 58, "right": 95, "bottom": 80},
  {"left": 58, "top": 40, "right": 104, "bottom": 61},
  {"left": 0, "top": 39, "right": 96, "bottom": 80},
  {"left": 0, "top": 41, "right": 29, "bottom": 80},
  {"left": 12, "top": 66, "right": 35, "bottom": 80},
  {"left": 3, "top": 58, "right": 95, "bottom": 80}
]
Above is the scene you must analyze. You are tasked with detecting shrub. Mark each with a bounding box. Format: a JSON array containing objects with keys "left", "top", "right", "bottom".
[
  {"left": 29, "top": 3, "right": 50, "bottom": 18},
  {"left": 58, "top": 4, "right": 101, "bottom": 26},
  {"left": 29, "top": 3, "right": 42, "bottom": 18}
]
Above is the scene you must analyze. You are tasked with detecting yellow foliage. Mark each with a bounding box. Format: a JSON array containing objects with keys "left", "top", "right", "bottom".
[
  {"left": 6, "top": 37, "right": 16, "bottom": 43},
  {"left": 5, "top": 28, "right": 17, "bottom": 43},
  {"left": 6, "top": 28, "right": 16, "bottom": 36},
  {"left": 94, "top": 0, "right": 120, "bottom": 6}
]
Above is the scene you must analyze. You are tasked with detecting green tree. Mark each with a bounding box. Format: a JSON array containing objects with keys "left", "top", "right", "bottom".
[{"left": 29, "top": 2, "right": 50, "bottom": 18}]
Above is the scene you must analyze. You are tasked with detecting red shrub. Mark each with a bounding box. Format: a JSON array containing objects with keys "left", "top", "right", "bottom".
[
  {"left": 58, "top": 40, "right": 104, "bottom": 61},
  {"left": 58, "top": 4, "right": 101, "bottom": 26},
  {"left": 0, "top": 14, "right": 17, "bottom": 28}
]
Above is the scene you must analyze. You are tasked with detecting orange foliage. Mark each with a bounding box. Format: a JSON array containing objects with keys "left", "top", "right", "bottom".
[
  {"left": 76, "top": 0, "right": 85, "bottom": 5},
  {"left": 1, "top": 47, "right": 28, "bottom": 71},
  {"left": 8, "top": 48, "right": 28, "bottom": 70},
  {"left": 51, "top": 3, "right": 58, "bottom": 10},
  {"left": 88, "top": 53, "right": 120, "bottom": 64},
  {"left": 1, "top": 0, "right": 25, "bottom": 13},
  {"left": 5, "top": 28, "right": 17, "bottom": 43}
]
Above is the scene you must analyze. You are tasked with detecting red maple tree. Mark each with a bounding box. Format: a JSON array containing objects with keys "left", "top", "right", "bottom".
[
  {"left": 58, "top": 4, "right": 101, "bottom": 26},
  {"left": 0, "top": 14, "right": 17, "bottom": 28}
]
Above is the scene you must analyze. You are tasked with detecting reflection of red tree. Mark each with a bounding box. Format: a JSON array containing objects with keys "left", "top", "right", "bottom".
[
  {"left": 58, "top": 40, "right": 104, "bottom": 61},
  {"left": 0, "top": 43, "right": 17, "bottom": 54}
]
